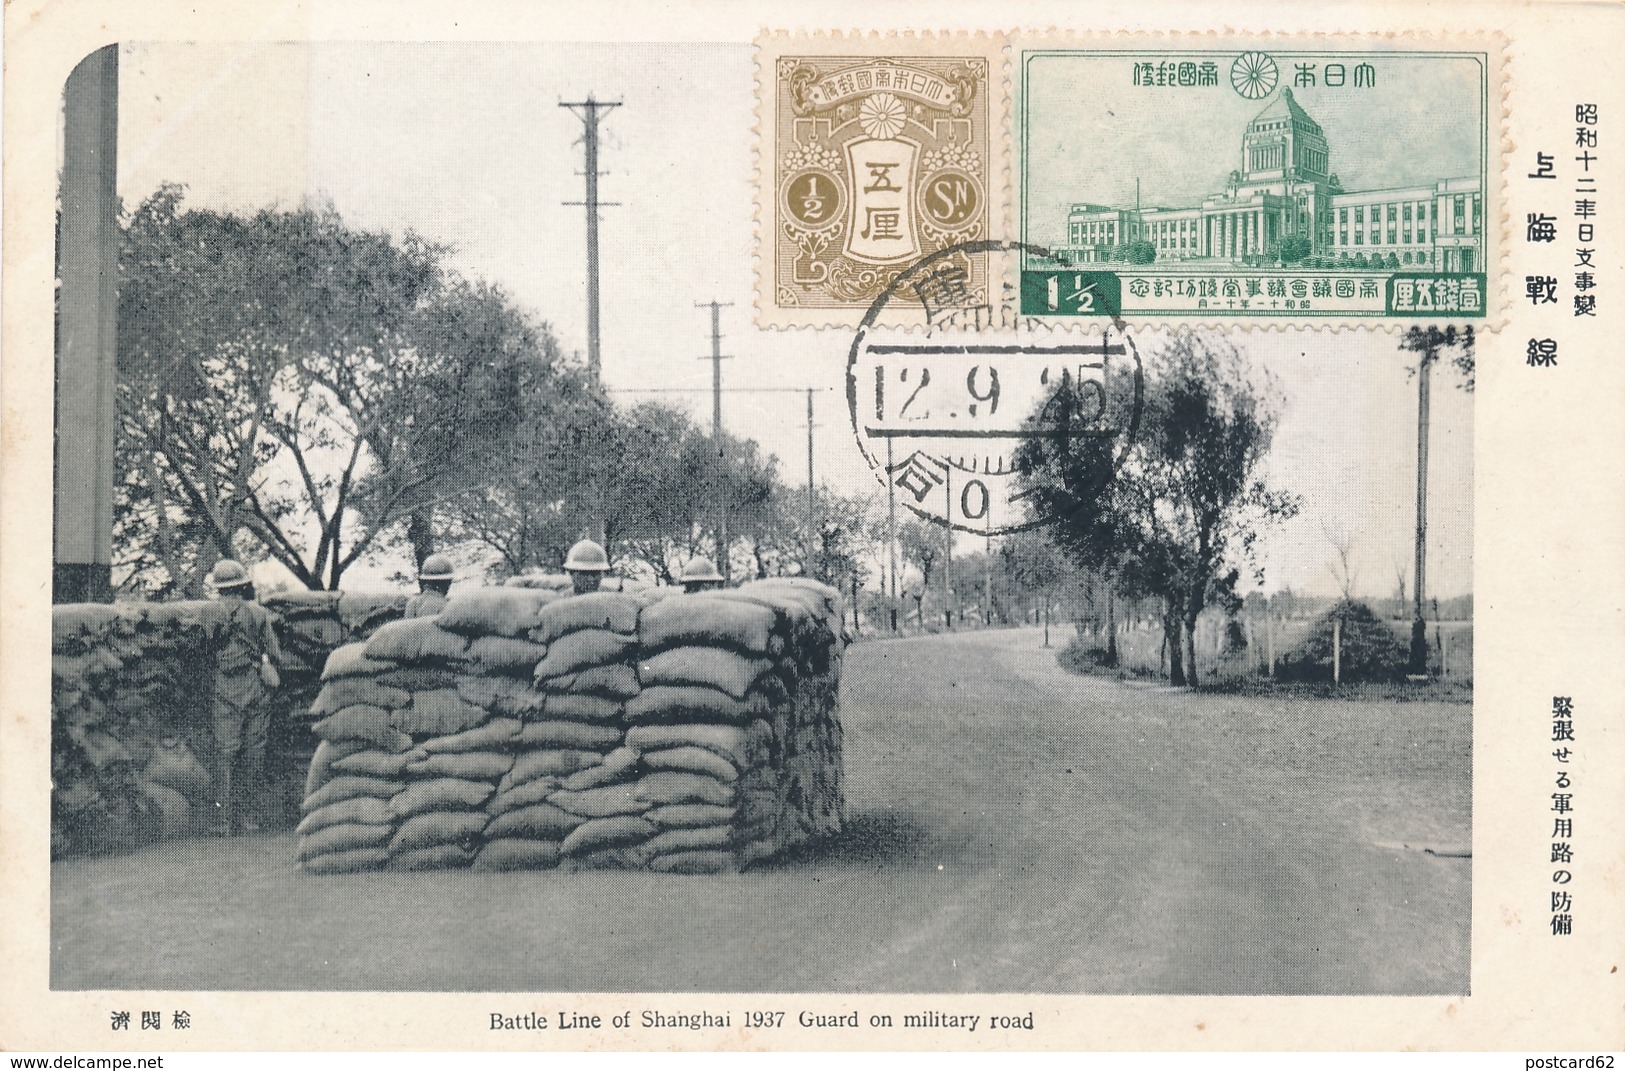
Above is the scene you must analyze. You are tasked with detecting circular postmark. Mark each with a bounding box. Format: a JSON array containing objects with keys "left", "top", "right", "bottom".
[{"left": 846, "top": 240, "right": 1143, "bottom": 535}]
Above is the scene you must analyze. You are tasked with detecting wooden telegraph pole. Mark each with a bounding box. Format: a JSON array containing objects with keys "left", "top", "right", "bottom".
[
  {"left": 805, "top": 388, "right": 816, "bottom": 574},
  {"left": 886, "top": 439, "right": 898, "bottom": 631},
  {"left": 943, "top": 468, "right": 954, "bottom": 627},
  {"left": 1410, "top": 341, "right": 1432, "bottom": 676},
  {"left": 983, "top": 510, "right": 993, "bottom": 625},
  {"left": 698, "top": 300, "right": 733, "bottom": 582},
  {"left": 1399, "top": 325, "right": 1473, "bottom": 677},
  {"left": 560, "top": 96, "right": 621, "bottom": 383}
]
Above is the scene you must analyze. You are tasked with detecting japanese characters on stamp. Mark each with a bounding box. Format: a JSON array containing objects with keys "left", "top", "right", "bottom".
[
  {"left": 1015, "top": 38, "right": 1504, "bottom": 323},
  {"left": 755, "top": 32, "right": 1507, "bottom": 327}
]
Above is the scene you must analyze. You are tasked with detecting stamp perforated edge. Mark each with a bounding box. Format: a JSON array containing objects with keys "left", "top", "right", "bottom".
[
  {"left": 753, "top": 27, "right": 1511, "bottom": 336},
  {"left": 1009, "top": 28, "right": 1512, "bottom": 335},
  {"left": 752, "top": 30, "right": 1013, "bottom": 332}
]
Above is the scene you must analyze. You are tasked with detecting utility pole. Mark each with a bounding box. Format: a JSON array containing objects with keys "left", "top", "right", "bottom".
[
  {"left": 1410, "top": 341, "right": 1433, "bottom": 676},
  {"left": 698, "top": 301, "right": 734, "bottom": 582},
  {"left": 1398, "top": 325, "right": 1471, "bottom": 677},
  {"left": 805, "top": 388, "right": 816, "bottom": 575},
  {"left": 886, "top": 439, "right": 898, "bottom": 631},
  {"left": 560, "top": 96, "right": 621, "bottom": 383},
  {"left": 943, "top": 468, "right": 954, "bottom": 627},
  {"left": 983, "top": 512, "right": 993, "bottom": 625}
]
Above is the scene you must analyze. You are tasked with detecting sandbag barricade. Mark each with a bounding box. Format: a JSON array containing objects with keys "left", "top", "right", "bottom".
[
  {"left": 260, "top": 591, "right": 409, "bottom": 829},
  {"left": 49, "top": 594, "right": 410, "bottom": 858},
  {"left": 502, "top": 572, "right": 647, "bottom": 595},
  {"left": 298, "top": 580, "right": 846, "bottom": 874},
  {"left": 263, "top": 592, "right": 408, "bottom": 712},
  {"left": 51, "top": 604, "right": 216, "bottom": 857}
]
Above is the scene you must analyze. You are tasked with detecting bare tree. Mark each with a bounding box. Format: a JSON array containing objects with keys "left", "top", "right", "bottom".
[
  {"left": 1321, "top": 519, "right": 1359, "bottom": 602},
  {"left": 116, "top": 187, "right": 552, "bottom": 592}
]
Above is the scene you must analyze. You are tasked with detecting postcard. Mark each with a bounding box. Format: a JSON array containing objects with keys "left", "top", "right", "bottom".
[{"left": 3, "top": 0, "right": 1621, "bottom": 1055}]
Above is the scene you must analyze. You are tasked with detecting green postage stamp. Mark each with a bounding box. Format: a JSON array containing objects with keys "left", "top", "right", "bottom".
[
  {"left": 756, "top": 33, "right": 1503, "bottom": 327},
  {"left": 1017, "top": 37, "right": 1503, "bottom": 323}
]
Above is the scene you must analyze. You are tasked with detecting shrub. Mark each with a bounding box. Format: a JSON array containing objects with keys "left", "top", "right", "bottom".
[
  {"left": 1126, "top": 240, "right": 1157, "bottom": 265},
  {"left": 1279, "top": 234, "right": 1313, "bottom": 264},
  {"left": 1276, "top": 599, "right": 1409, "bottom": 683},
  {"left": 1056, "top": 636, "right": 1119, "bottom": 676}
]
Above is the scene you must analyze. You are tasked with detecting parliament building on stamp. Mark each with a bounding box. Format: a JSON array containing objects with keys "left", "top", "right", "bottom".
[
  {"left": 1019, "top": 44, "right": 1497, "bottom": 321},
  {"left": 1058, "top": 88, "right": 1485, "bottom": 275}
]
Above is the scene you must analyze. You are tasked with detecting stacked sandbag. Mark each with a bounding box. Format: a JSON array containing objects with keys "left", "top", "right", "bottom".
[
  {"left": 295, "top": 579, "right": 847, "bottom": 875},
  {"left": 503, "top": 572, "right": 649, "bottom": 594},
  {"left": 439, "top": 586, "right": 572, "bottom": 871},
  {"left": 50, "top": 592, "right": 416, "bottom": 857},
  {"left": 299, "top": 612, "right": 485, "bottom": 873},
  {"left": 502, "top": 572, "right": 574, "bottom": 592},
  {"left": 50, "top": 603, "right": 219, "bottom": 856},
  {"left": 297, "top": 645, "right": 414, "bottom": 874},
  {"left": 722, "top": 579, "right": 848, "bottom": 852},
  {"left": 627, "top": 580, "right": 846, "bottom": 873},
  {"left": 263, "top": 592, "right": 345, "bottom": 682},
  {"left": 262, "top": 591, "right": 408, "bottom": 716},
  {"left": 490, "top": 591, "right": 645, "bottom": 871}
]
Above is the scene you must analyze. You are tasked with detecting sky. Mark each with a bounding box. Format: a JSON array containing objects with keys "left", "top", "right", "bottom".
[{"left": 111, "top": 40, "right": 1476, "bottom": 599}]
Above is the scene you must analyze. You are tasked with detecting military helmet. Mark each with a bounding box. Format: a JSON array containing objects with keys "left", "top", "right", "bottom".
[
  {"left": 680, "top": 557, "right": 724, "bottom": 584},
  {"left": 563, "top": 539, "right": 611, "bottom": 572},
  {"left": 418, "top": 554, "right": 455, "bottom": 581},
  {"left": 206, "top": 559, "right": 251, "bottom": 590}
]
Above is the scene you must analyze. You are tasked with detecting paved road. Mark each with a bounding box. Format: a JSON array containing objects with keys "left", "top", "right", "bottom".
[
  {"left": 52, "top": 627, "right": 1469, "bottom": 993},
  {"left": 828, "top": 627, "right": 1470, "bottom": 994}
]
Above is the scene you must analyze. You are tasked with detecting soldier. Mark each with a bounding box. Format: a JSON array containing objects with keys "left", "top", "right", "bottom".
[
  {"left": 201, "top": 559, "right": 282, "bottom": 836},
  {"left": 679, "top": 556, "right": 725, "bottom": 594},
  {"left": 563, "top": 539, "right": 611, "bottom": 595},
  {"left": 406, "top": 553, "right": 455, "bottom": 618}
]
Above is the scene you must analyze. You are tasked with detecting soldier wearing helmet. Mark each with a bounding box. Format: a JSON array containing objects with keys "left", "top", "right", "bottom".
[
  {"left": 679, "top": 556, "right": 725, "bottom": 594},
  {"left": 200, "top": 559, "right": 282, "bottom": 836},
  {"left": 563, "top": 539, "right": 611, "bottom": 595},
  {"left": 407, "top": 553, "right": 455, "bottom": 619}
]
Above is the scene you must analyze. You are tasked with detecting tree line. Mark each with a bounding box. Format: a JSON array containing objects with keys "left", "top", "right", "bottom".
[
  {"left": 1014, "top": 333, "right": 1301, "bottom": 685},
  {"left": 112, "top": 187, "right": 877, "bottom": 597},
  {"left": 111, "top": 189, "right": 1317, "bottom": 687}
]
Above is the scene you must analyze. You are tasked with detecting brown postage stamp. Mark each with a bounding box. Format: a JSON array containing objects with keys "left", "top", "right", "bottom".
[{"left": 756, "top": 33, "right": 1007, "bottom": 328}]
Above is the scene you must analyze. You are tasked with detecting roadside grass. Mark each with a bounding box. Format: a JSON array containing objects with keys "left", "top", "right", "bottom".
[{"left": 1056, "top": 635, "right": 1472, "bottom": 704}]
